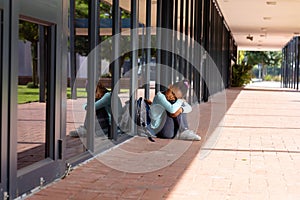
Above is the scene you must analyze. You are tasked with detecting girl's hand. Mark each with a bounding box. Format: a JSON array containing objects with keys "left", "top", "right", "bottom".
[{"left": 168, "top": 107, "right": 183, "bottom": 118}]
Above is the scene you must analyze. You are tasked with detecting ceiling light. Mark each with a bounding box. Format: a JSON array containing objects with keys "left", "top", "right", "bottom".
[
  {"left": 263, "top": 17, "right": 272, "bottom": 20},
  {"left": 261, "top": 27, "right": 267, "bottom": 31},
  {"left": 266, "top": 1, "right": 277, "bottom": 5}
]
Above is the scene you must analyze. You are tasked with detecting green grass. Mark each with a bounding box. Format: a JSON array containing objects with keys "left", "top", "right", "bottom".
[
  {"left": 18, "top": 85, "right": 40, "bottom": 104},
  {"left": 66, "top": 87, "right": 87, "bottom": 99},
  {"left": 18, "top": 86, "right": 129, "bottom": 104},
  {"left": 18, "top": 86, "right": 88, "bottom": 104}
]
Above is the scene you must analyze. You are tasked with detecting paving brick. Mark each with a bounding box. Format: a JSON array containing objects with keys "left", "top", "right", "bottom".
[{"left": 27, "top": 86, "right": 300, "bottom": 200}]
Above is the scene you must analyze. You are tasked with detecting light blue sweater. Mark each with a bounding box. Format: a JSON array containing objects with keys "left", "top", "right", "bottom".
[
  {"left": 85, "top": 92, "right": 122, "bottom": 125},
  {"left": 150, "top": 92, "right": 183, "bottom": 129}
]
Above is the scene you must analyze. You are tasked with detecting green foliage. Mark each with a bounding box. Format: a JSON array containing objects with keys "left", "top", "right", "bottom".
[
  {"left": 19, "top": 20, "right": 39, "bottom": 87},
  {"left": 244, "top": 51, "right": 282, "bottom": 67},
  {"left": 74, "top": 0, "right": 130, "bottom": 56},
  {"left": 231, "top": 63, "right": 252, "bottom": 87},
  {"left": 264, "top": 74, "right": 272, "bottom": 81},
  {"left": 75, "top": 0, "right": 89, "bottom": 18},
  {"left": 239, "top": 51, "right": 282, "bottom": 79},
  {"left": 262, "top": 75, "right": 281, "bottom": 82},
  {"left": 75, "top": 36, "right": 89, "bottom": 56},
  {"left": 75, "top": 0, "right": 114, "bottom": 19},
  {"left": 19, "top": 21, "right": 38, "bottom": 43}
]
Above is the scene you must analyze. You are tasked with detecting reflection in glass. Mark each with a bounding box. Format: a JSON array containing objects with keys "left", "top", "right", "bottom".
[{"left": 17, "top": 20, "right": 47, "bottom": 169}]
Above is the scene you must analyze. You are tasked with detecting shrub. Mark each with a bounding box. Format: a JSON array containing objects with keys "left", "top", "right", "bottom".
[
  {"left": 101, "top": 73, "right": 112, "bottom": 78},
  {"left": 273, "top": 75, "right": 281, "bottom": 82},
  {"left": 264, "top": 74, "right": 272, "bottom": 81},
  {"left": 231, "top": 63, "right": 252, "bottom": 87},
  {"left": 26, "top": 82, "right": 39, "bottom": 88},
  {"left": 263, "top": 75, "right": 281, "bottom": 82}
]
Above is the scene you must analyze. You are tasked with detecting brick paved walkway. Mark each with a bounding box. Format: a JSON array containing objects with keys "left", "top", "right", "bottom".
[{"left": 27, "top": 86, "right": 300, "bottom": 200}]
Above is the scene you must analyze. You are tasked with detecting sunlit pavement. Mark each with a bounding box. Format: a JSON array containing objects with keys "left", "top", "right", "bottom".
[
  {"left": 27, "top": 84, "right": 300, "bottom": 200},
  {"left": 246, "top": 80, "right": 281, "bottom": 88}
]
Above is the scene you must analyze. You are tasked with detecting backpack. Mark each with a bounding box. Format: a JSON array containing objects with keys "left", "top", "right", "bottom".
[
  {"left": 119, "top": 97, "right": 155, "bottom": 141},
  {"left": 136, "top": 97, "right": 155, "bottom": 141},
  {"left": 136, "top": 97, "right": 151, "bottom": 127}
]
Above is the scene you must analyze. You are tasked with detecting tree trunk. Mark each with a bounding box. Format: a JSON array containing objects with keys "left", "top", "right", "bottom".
[{"left": 31, "top": 42, "right": 38, "bottom": 87}]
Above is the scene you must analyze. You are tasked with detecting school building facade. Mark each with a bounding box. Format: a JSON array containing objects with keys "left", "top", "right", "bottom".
[{"left": 6, "top": 0, "right": 298, "bottom": 199}]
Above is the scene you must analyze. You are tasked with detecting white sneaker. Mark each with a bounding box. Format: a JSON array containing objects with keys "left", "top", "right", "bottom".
[
  {"left": 176, "top": 129, "right": 201, "bottom": 141},
  {"left": 69, "top": 126, "right": 87, "bottom": 137}
]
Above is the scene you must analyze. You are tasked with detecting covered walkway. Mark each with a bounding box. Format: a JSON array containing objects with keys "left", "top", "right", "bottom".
[{"left": 27, "top": 84, "right": 300, "bottom": 200}]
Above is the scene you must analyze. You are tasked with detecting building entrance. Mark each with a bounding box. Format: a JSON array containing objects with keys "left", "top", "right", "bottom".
[{"left": 0, "top": 1, "right": 67, "bottom": 199}]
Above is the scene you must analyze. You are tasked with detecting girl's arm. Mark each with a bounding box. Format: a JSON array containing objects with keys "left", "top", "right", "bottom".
[
  {"left": 83, "top": 92, "right": 111, "bottom": 110},
  {"left": 154, "top": 92, "right": 183, "bottom": 114},
  {"left": 94, "top": 92, "right": 111, "bottom": 110},
  {"left": 168, "top": 107, "right": 183, "bottom": 117}
]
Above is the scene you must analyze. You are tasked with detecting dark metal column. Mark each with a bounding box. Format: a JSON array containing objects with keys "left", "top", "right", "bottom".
[
  {"left": 210, "top": 2, "right": 217, "bottom": 93},
  {"left": 286, "top": 45, "right": 288, "bottom": 88},
  {"left": 179, "top": 0, "right": 184, "bottom": 76},
  {"left": 0, "top": 5, "right": 8, "bottom": 197},
  {"left": 289, "top": 40, "right": 293, "bottom": 88},
  {"left": 297, "top": 38, "right": 300, "bottom": 90},
  {"left": 39, "top": 25, "right": 46, "bottom": 102},
  {"left": 8, "top": 0, "right": 19, "bottom": 197},
  {"left": 288, "top": 43, "right": 291, "bottom": 88},
  {"left": 145, "top": 0, "right": 151, "bottom": 99},
  {"left": 225, "top": 24, "right": 231, "bottom": 88},
  {"left": 281, "top": 48, "right": 284, "bottom": 87},
  {"left": 193, "top": 0, "right": 203, "bottom": 103},
  {"left": 202, "top": 0, "right": 211, "bottom": 102},
  {"left": 87, "top": 0, "right": 100, "bottom": 147},
  {"left": 130, "top": 0, "right": 139, "bottom": 134},
  {"left": 172, "top": 0, "right": 178, "bottom": 82},
  {"left": 184, "top": 0, "right": 189, "bottom": 78},
  {"left": 45, "top": 25, "right": 56, "bottom": 159},
  {"left": 110, "top": 0, "right": 120, "bottom": 140},
  {"left": 188, "top": 0, "right": 194, "bottom": 103},
  {"left": 0, "top": 1, "right": 10, "bottom": 197},
  {"left": 294, "top": 37, "right": 299, "bottom": 89},
  {"left": 69, "top": 0, "right": 77, "bottom": 99},
  {"left": 160, "top": 0, "right": 173, "bottom": 90},
  {"left": 155, "top": 0, "right": 162, "bottom": 93}
]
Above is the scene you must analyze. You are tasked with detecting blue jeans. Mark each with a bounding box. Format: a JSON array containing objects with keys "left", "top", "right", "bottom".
[
  {"left": 156, "top": 113, "right": 189, "bottom": 139},
  {"left": 84, "top": 107, "right": 110, "bottom": 132}
]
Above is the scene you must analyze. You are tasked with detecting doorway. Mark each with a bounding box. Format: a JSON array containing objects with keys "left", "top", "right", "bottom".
[{"left": 4, "top": 1, "right": 67, "bottom": 198}]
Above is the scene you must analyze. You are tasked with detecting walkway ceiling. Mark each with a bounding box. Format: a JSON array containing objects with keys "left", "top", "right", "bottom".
[
  {"left": 103, "top": 0, "right": 300, "bottom": 51},
  {"left": 216, "top": 0, "right": 300, "bottom": 51}
]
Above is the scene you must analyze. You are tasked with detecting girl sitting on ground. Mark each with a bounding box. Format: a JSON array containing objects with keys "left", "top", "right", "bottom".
[
  {"left": 69, "top": 81, "right": 122, "bottom": 137},
  {"left": 150, "top": 80, "right": 201, "bottom": 141}
]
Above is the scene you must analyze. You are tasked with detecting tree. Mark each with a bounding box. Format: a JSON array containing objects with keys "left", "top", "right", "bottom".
[
  {"left": 74, "top": 0, "right": 130, "bottom": 56},
  {"left": 241, "top": 51, "right": 282, "bottom": 79},
  {"left": 73, "top": 0, "right": 133, "bottom": 79},
  {"left": 19, "top": 20, "right": 39, "bottom": 88}
]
